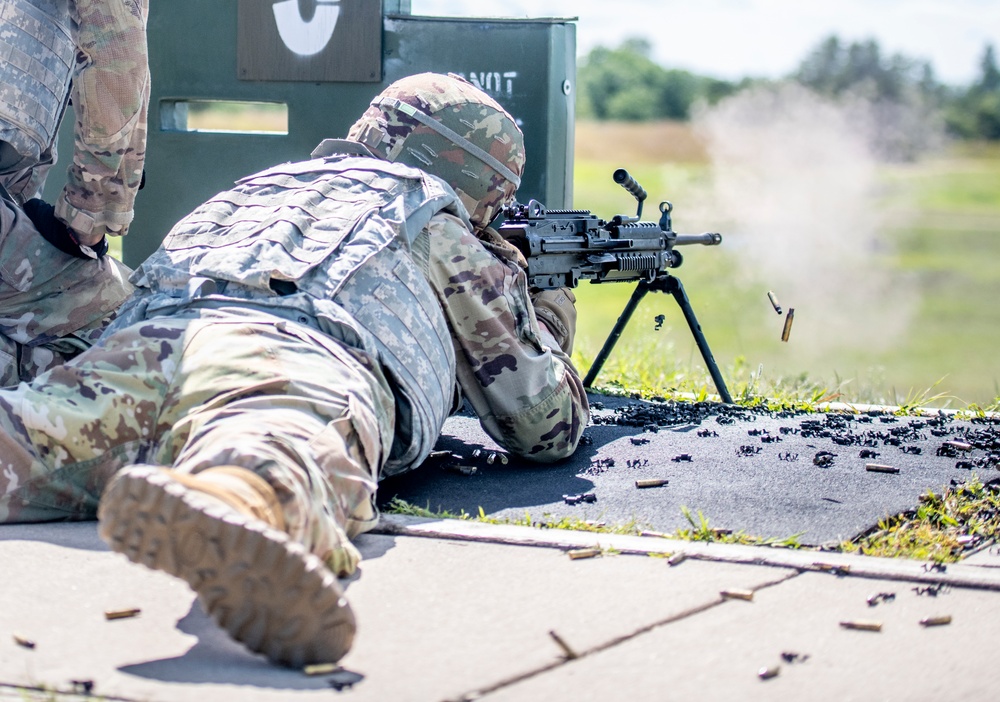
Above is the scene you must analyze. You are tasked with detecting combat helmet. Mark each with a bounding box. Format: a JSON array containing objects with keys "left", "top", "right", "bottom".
[{"left": 348, "top": 72, "right": 525, "bottom": 229}]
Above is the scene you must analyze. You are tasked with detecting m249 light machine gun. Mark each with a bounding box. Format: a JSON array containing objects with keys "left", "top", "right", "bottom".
[{"left": 498, "top": 169, "right": 733, "bottom": 404}]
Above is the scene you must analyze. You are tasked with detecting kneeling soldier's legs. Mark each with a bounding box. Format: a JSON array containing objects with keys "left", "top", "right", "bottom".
[
  {"left": 0, "top": 318, "right": 188, "bottom": 523},
  {"left": 0, "top": 196, "right": 134, "bottom": 385}
]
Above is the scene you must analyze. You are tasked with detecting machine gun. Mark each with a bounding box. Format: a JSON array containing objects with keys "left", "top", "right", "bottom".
[{"left": 498, "top": 169, "right": 733, "bottom": 403}]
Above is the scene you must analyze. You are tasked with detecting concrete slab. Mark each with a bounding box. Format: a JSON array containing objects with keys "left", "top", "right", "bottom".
[
  {"left": 482, "top": 570, "right": 1000, "bottom": 702},
  {"left": 962, "top": 543, "right": 1000, "bottom": 568},
  {"left": 376, "top": 514, "right": 1000, "bottom": 592},
  {"left": 0, "top": 522, "right": 790, "bottom": 701},
  {"left": 382, "top": 395, "right": 1000, "bottom": 546},
  {"left": 339, "top": 532, "right": 792, "bottom": 701}
]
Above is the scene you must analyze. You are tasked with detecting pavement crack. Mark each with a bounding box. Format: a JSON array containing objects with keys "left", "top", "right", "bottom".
[
  {"left": 0, "top": 681, "right": 144, "bottom": 702},
  {"left": 449, "top": 569, "right": 802, "bottom": 701}
]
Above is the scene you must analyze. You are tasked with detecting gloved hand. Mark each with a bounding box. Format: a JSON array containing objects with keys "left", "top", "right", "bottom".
[
  {"left": 532, "top": 287, "right": 577, "bottom": 355},
  {"left": 22, "top": 198, "right": 108, "bottom": 259},
  {"left": 478, "top": 225, "right": 528, "bottom": 269}
]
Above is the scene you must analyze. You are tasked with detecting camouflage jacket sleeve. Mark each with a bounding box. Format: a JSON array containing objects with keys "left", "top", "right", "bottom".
[
  {"left": 417, "top": 213, "right": 590, "bottom": 462},
  {"left": 54, "top": 0, "right": 149, "bottom": 245}
]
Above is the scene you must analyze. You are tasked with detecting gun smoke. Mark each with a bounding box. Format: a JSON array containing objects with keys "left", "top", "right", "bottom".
[{"left": 691, "top": 83, "right": 932, "bottom": 362}]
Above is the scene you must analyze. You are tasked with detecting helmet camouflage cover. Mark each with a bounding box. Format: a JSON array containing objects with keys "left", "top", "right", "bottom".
[{"left": 348, "top": 72, "right": 525, "bottom": 229}]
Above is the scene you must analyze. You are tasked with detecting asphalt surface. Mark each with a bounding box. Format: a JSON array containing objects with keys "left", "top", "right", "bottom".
[
  {"left": 6, "top": 519, "right": 1000, "bottom": 701},
  {"left": 381, "top": 393, "right": 1000, "bottom": 545},
  {"left": 4, "top": 399, "right": 999, "bottom": 700}
]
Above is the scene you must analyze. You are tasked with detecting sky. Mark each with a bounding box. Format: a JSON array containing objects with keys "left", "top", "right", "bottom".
[{"left": 409, "top": 0, "right": 1000, "bottom": 85}]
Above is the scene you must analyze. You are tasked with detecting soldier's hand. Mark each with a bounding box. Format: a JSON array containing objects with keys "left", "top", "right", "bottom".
[
  {"left": 22, "top": 198, "right": 108, "bottom": 259},
  {"left": 532, "top": 287, "right": 577, "bottom": 355}
]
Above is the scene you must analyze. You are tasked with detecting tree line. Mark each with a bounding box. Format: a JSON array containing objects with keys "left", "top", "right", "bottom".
[{"left": 577, "top": 35, "right": 1000, "bottom": 142}]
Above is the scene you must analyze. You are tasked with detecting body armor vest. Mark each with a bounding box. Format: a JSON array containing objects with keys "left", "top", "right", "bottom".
[
  {"left": 132, "top": 152, "right": 465, "bottom": 475},
  {"left": 0, "top": 0, "right": 74, "bottom": 174}
]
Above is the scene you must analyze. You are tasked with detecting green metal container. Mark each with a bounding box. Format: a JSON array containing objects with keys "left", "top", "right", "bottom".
[{"left": 44, "top": 2, "right": 576, "bottom": 266}]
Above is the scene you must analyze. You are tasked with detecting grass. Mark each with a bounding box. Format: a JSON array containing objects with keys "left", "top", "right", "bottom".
[
  {"left": 385, "top": 497, "right": 650, "bottom": 537},
  {"left": 674, "top": 505, "right": 804, "bottom": 548},
  {"left": 386, "top": 498, "right": 804, "bottom": 550},
  {"left": 841, "top": 475, "right": 1000, "bottom": 563},
  {"left": 572, "top": 122, "right": 1000, "bottom": 409}
]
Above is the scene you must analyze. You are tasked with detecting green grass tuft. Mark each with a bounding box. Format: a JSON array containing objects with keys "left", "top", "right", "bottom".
[
  {"left": 385, "top": 498, "right": 804, "bottom": 548},
  {"left": 841, "top": 475, "right": 1000, "bottom": 563},
  {"left": 385, "top": 497, "right": 650, "bottom": 536}
]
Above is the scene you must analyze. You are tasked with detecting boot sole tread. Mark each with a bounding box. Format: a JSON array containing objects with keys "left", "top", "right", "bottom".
[{"left": 98, "top": 467, "right": 354, "bottom": 668}]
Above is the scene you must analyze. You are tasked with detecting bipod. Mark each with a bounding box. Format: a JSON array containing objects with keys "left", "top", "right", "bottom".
[{"left": 582, "top": 274, "right": 733, "bottom": 404}]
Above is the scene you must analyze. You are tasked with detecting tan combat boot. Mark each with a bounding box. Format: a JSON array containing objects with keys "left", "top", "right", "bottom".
[{"left": 98, "top": 465, "right": 355, "bottom": 668}]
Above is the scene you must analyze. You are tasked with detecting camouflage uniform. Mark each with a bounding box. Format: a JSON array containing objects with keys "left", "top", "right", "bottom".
[
  {"left": 0, "top": 143, "right": 589, "bottom": 572},
  {"left": 0, "top": 0, "right": 149, "bottom": 383},
  {"left": 0, "top": 193, "right": 133, "bottom": 385}
]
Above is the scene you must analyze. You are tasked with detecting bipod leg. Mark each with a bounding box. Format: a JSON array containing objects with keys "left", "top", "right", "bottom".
[
  {"left": 582, "top": 281, "right": 651, "bottom": 388},
  {"left": 659, "top": 275, "right": 734, "bottom": 404}
]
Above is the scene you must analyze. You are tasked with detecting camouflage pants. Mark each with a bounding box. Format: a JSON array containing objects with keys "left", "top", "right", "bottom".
[
  {"left": 0, "top": 312, "right": 392, "bottom": 570},
  {"left": 0, "top": 194, "right": 133, "bottom": 385}
]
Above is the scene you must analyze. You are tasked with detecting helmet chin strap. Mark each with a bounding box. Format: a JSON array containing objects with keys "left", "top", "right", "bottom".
[
  {"left": 454, "top": 188, "right": 480, "bottom": 221},
  {"left": 373, "top": 97, "right": 522, "bottom": 188}
]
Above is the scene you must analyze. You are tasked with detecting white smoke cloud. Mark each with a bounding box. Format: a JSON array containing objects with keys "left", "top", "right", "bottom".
[{"left": 691, "top": 83, "right": 920, "bottom": 355}]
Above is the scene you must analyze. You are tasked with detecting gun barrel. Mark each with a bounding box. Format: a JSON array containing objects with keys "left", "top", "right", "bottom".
[{"left": 674, "top": 232, "right": 722, "bottom": 246}]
